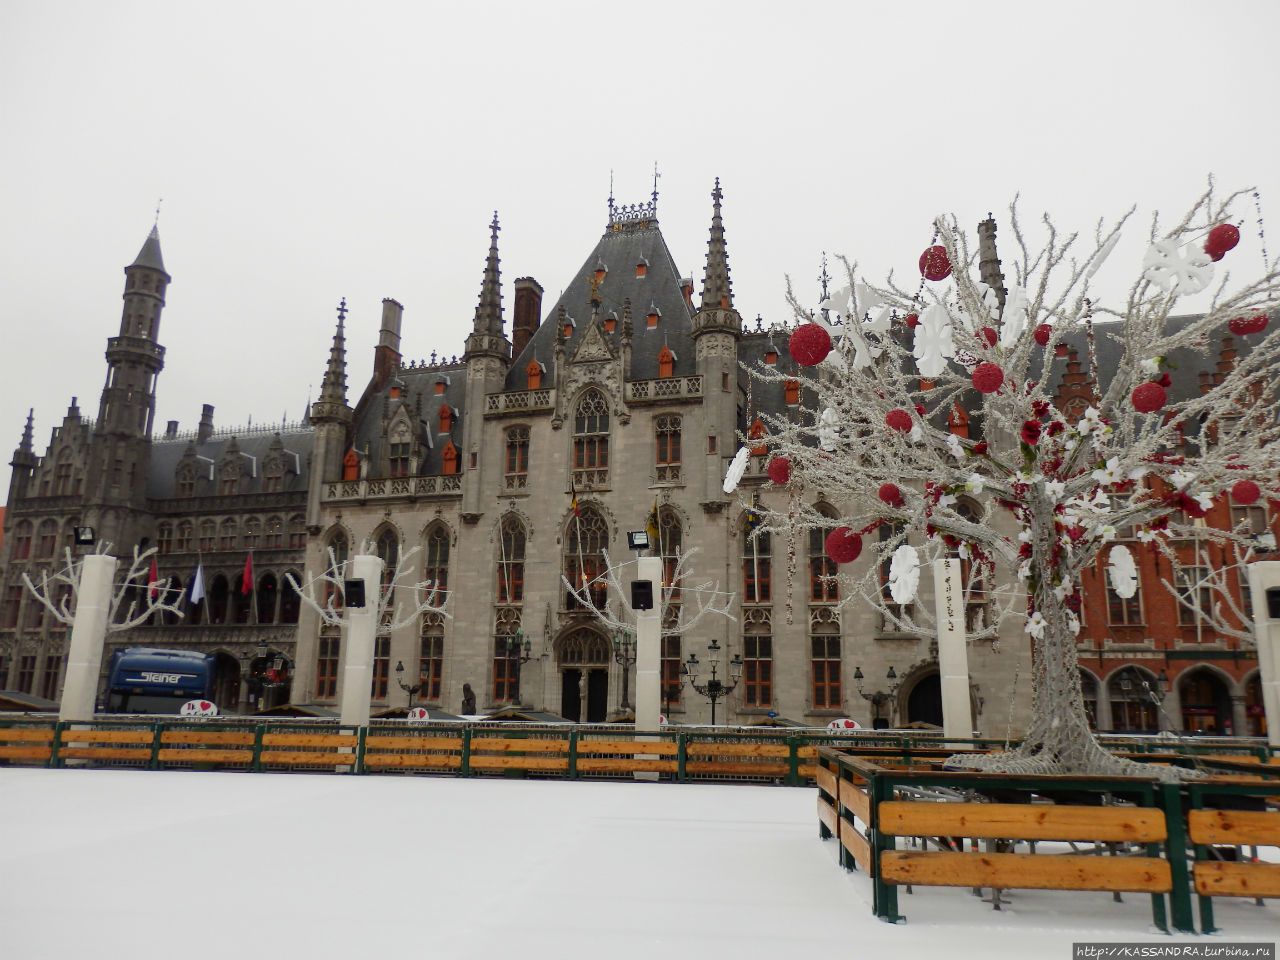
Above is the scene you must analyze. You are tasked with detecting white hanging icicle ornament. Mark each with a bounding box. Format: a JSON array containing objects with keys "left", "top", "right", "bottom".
[
  {"left": 913, "top": 302, "right": 954, "bottom": 378},
  {"left": 1107, "top": 544, "right": 1138, "bottom": 599},
  {"left": 998, "top": 284, "right": 1028, "bottom": 348},
  {"left": 887, "top": 544, "right": 920, "bottom": 604},
  {"left": 722, "top": 446, "right": 750, "bottom": 494}
]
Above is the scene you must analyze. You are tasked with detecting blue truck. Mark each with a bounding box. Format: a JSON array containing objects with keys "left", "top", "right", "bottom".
[{"left": 104, "top": 647, "right": 215, "bottom": 714}]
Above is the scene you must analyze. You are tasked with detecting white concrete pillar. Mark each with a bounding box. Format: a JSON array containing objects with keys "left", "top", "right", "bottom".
[
  {"left": 339, "top": 553, "right": 384, "bottom": 728},
  {"left": 932, "top": 558, "right": 973, "bottom": 741},
  {"left": 634, "top": 556, "right": 662, "bottom": 732},
  {"left": 59, "top": 554, "right": 119, "bottom": 722},
  {"left": 1246, "top": 561, "right": 1280, "bottom": 749}
]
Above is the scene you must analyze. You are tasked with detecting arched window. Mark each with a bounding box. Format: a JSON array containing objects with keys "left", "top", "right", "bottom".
[
  {"left": 1108, "top": 667, "right": 1158, "bottom": 732},
  {"left": 288, "top": 514, "right": 306, "bottom": 549},
  {"left": 497, "top": 515, "right": 525, "bottom": 604},
  {"left": 809, "top": 509, "right": 839, "bottom": 603},
  {"left": 425, "top": 527, "right": 450, "bottom": 604},
  {"left": 505, "top": 426, "right": 530, "bottom": 489},
  {"left": 742, "top": 516, "right": 771, "bottom": 603},
  {"left": 219, "top": 519, "right": 237, "bottom": 550},
  {"left": 209, "top": 575, "right": 229, "bottom": 625},
  {"left": 565, "top": 506, "right": 609, "bottom": 610},
  {"left": 375, "top": 527, "right": 399, "bottom": 603},
  {"left": 232, "top": 575, "right": 252, "bottom": 624},
  {"left": 176, "top": 521, "right": 193, "bottom": 552},
  {"left": 199, "top": 520, "right": 216, "bottom": 552},
  {"left": 176, "top": 463, "right": 196, "bottom": 498},
  {"left": 280, "top": 572, "right": 301, "bottom": 624},
  {"left": 243, "top": 517, "right": 261, "bottom": 549},
  {"left": 657, "top": 345, "right": 674, "bottom": 378},
  {"left": 655, "top": 415, "right": 681, "bottom": 482},
  {"left": 37, "top": 519, "right": 58, "bottom": 558},
  {"left": 573, "top": 389, "right": 609, "bottom": 484},
  {"left": 324, "top": 529, "right": 349, "bottom": 610},
  {"left": 658, "top": 507, "right": 682, "bottom": 601},
  {"left": 257, "top": 573, "right": 278, "bottom": 623},
  {"left": 264, "top": 516, "right": 283, "bottom": 548}
]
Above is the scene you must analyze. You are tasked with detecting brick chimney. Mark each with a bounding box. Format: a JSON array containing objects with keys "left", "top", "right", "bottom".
[
  {"left": 512, "top": 277, "right": 543, "bottom": 358},
  {"left": 197, "top": 404, "right": 214, "bottom": 443}
]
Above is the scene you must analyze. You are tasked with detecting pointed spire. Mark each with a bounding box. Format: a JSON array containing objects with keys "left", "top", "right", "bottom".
[
  {"left": 19, "top": 409, "right": 34, "bottom": 453},
  {"left": 319, "top": 299, "right": 349, "bottom": 405},
  {"left": 131, "top": 224, "right": 166, "bottom": 273},
  {"left": 472, "top": 212, "right": 503, "bottom": 336},
  {"left": 700, "top": 178, "right": 733, "bottom": 309},
  {"left": 11, "top": 409, "right": 36, "bottom": 470}
]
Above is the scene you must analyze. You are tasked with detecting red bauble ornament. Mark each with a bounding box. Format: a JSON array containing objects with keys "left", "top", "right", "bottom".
[
  {"left": 1205, "top": 223, "right": 1240, "bottom": 258},
  {"left": 789, "top": 322, "right": 832, "bottom": 366},
  {"left": 825, "top": 527, "right": 863, "bottom": 564},
  {"left": 979, "top": 326, "right": 998, "bottom": 347},
  {"left": 1034, "top": 323, "right": 1052, "bottom": 346},
  {"left": 766, "top": 456, "right": 791, "bottom": 485},
  {"left": 1131, "top": 381, "right": 1167, "bottom": 413},
  {"left": 885, "top": 408, "right": 913, "bottom": 432},
  {"left": 1232, "top": 479, "right": 1261, "bottom": 505},
  {"left": 878, "top": 483, "right": 904, "bottom": 508},
  {"left": 1228, "top": 313, "right": 1269, "bottom": 336},
  {"left": 1020, "top": 420, "right": 1042, "bottom": 445},
  {"left": 971, "top": 361, "right": 1004, "bottom": 394},
  {"left": 918, "top": 245, "right": 952, "bottom": 281},
  {"left": 904, "top": 313, "right": 920, "bottom": 328}
]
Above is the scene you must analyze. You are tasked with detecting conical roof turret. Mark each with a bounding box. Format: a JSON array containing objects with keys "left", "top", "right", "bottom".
[
  {"left": 472, "top": 212, "right": 504, "bottom": 337},
  {"left": 131, "top": 225, "right": 167, "bottom": 274},
  {"left": 312, "top": 300, "right": 353, "bottom": 425}
]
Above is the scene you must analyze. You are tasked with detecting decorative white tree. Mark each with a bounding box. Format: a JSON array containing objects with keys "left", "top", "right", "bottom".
[
  {"left": 286, "top": 543, "right": 449, "bottom": 629},
  {"left": 743, "top": 184, "right": 1279, "bottom": 780},
  {"left": 23, "top": 544, "right": 186, "bottom": 629}
]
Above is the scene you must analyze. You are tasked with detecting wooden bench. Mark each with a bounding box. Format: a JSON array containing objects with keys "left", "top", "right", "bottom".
[
  {"left": 259, "top": 732, "right": 358, "bottom": 767},
  {"left": 575, "top": 738, "right": 678, "bottom": 774},
  {"left": 1188, "top": 808, "right": 1280, "bottom": 900},
  {"left": 362, "top": 734, "right": 464, "bottom": 771},
  {"left": 0, "top": 726, "right": 55, "bottom": 762}
]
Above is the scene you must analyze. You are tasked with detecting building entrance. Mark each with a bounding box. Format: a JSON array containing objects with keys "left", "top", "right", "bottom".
[{"left": 561, "top": 668, "right": 608, "bottom": 722}]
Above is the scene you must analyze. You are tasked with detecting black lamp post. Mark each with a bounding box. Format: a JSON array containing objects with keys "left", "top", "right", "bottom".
[
  {"left": 681, "top": 639, "right": 742, "bottom": 725},
  {"left": 502, "top": 630, "right": 535, "bottom": 706},
  {"left": 854, "top": 665, "right": 901, "bottom": 729},
  {"left": 613, "top": 630, "right": 636, "bottom": 710},
  {"left": 394, "top": 660, "right": 426, "bottom": 711},
  {"left": 241, "top": 641, "right": 291, "bottom": 711}
]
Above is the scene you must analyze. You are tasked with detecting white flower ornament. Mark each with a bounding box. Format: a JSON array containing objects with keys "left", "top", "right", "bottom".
[
  {"left": 1142, "top": 240, "right": 1214, "bottom": 295},
  {"left": 1107, "top": 545, "right": 1138, "bottom": 599},
  {"left": 888, "top": 545, "right": 920, "bottom": 605}
]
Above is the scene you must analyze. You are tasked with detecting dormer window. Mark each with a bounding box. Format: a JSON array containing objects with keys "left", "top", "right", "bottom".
[
  {"left": 765, "top": 350, "right": 778, "bottom": 365},
  {"left": 389, "top": 442, "right": 411, "bottom": 477},
  {"left": 441, "top": 440, "right": 459, "bottom": 476},
  {"left": 438, "top": 405, "right": 453, "bottom": 434},
  {"left": 527, "top": 359, "right": 543, "bottom": 390},
  {"left": 658, "top": 345, "right": 675, "bottom": 379},
  {"left": 749, "top": 417, "right": 767, "bottom": 457},
  {"left": 604, "top": 313, "right": 617, "bottom": 333},
  {"left": 390, "top": 385, "right": 401, "bottom": 400},
  {"left": 784, "top": 378, "right": 799, "bottom": 405},
  {"left": 636, "top": 258, "right": 648, "bottom": 278},
  {"left": 342, "top": 448, "right": 360, "bottom": 482},
  {"left": 647, "top": 304, "right": 660, "bottom": 328},
  {"left": 434, "top": 379, "right": 447, "bottom": 396}
]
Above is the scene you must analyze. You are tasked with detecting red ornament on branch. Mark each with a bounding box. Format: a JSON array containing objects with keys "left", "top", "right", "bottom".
[
  {"left": 904, "top": 312, "right": 920, "bottom": 328},
  {"left": 1131, "top": 381, "right": 1167, "bottom": 413},
  {"left": 885, "top": 408, "right": 913, "bottom": 432},
  {"left": 1033, "top": 324, "right": 1053, "bottom": 346},
  {"left": 878, "top": 482, "right": 904, "bottom": 508},
  {"left": 1204, "top": 223, "right": 1240, "bottom": 262},
  {"left": 1232, "top": 479, "right": 1261, "bottom": 505},
  {"left": 971, "top": 362, "right": 1004, "bottom": 394},
  {"left": 1020, "top": 420, "right": 1042, "bottom": 445},
  {"left": 825, "top": 527, "right": 863, "bottom": 564},
  {"left": 789, "top": 322, "right": 832, "bottom": 366},
  {"left": 1228, "top": 313, "right": 1269, "bottom": 336},
  {"left": 918, "top": 245, "right": 952, "bottom": 281},
  {"left": 978, "top": 326, "right": 998, "bottom": 347},
  {"left": 766, "top": 456, "right": 792, "bottom": 485}
]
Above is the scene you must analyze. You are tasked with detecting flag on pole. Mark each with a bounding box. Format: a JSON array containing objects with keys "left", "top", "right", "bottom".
[
  {"left": 189, "top": 563, "right": 206, "bottom": 605},
  {"left": 147, "top": 556, "right": 160, "bottom": 600},
  {"left": 241, "top": 551, "right": 254, "bottom": 595},
  {"left": 570, "top": 479, "right": 579, "bottom": 517},
  {"left": 645, "top": 497, "right": 660, "bottom": 544}
]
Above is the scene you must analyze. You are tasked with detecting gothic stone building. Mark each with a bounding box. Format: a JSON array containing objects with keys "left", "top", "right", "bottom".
[{"left": 2, "top": 184, "right": 1270, "bottom": 733}]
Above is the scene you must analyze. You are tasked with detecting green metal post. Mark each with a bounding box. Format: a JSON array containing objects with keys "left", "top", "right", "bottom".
[
  {"left": 786, "top": 737, "right": 800, "bottom": 787},
  {"left": 870, "top": 768, "right": 901, "bottom": 923},
  {"left": 354, "top": 726, "right": 367, "bottom": 774},
  {"left": 1158, "top": 782, "right": 1194, "bottom": 934},
  {"left": 460, "top": 725, "right": 472, "bottom": 777},
  {"left": 251, "top": 724, "right": 265, "bottom": 772},
  {"left": 149, "top": 722, "right": 164, "bottom": 770},
  {"left": 567, "top": 728, "right": 579, "bottom": 780},
  {"left": 48, "top": 720, "right": 63, "bottom": 768},
  {"left": 676, "top": 732, "right": 687, "bottom": 782},
  {"left": 1187, "top": 784, "right": 1217, "bottom": 934}
]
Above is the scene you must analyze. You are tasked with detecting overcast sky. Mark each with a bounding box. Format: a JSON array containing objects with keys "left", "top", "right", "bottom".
[{"left": 3, "top": 0, "right": 1278, "bottom": 492}]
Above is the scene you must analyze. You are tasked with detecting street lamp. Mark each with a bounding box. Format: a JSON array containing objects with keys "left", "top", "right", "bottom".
[
  {"left": 854, "top": 665, "right": 901, "bottom": 729},
  {"left": 501, "top": 630, "right": 536, "bottom": 706},
  {"left": 613, "top": 630, "right": 636, "bottom": 710},
  {"left": 240, "top": 641, "right": 292, "bottom": 712},
  {"left": 394, "top": 660, "right": 426, "bottom": 710},
  {"left": 681, "top": 639, "right": 742, "bottom": 725}
]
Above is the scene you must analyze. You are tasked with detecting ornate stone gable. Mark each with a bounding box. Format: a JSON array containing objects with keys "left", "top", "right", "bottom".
[{"left": 570, "top": 318, "right": 616, "bottom": 364}]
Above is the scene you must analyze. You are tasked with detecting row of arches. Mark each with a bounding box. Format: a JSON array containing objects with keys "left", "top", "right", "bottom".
[
  {"left": 1080, "top": 665, "right": 1266, "bottom": 736},
  {"left": 157, "top": 515, "right": 306, "bottom": 554},
  {"left": 124, "top": 571, "right": 302, "bottom": 626}
]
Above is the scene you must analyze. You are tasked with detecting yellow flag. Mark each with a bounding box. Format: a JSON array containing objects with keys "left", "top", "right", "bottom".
[{"left": 645, "top": 497, "right": 660, "bottom": 543}]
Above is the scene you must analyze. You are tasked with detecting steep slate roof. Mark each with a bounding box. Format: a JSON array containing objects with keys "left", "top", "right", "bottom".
[
  {"left": 509, "top": 214, "right": 695, "bottom": 388},
  {"left": 131, "top": 225, "right": 167, "bottom": 273},
  {"left": 146, "top": 428, "right": 315, "bottom": 500},
  {"left": 350, "top": 361, "right": 468, "bottom": 474}
]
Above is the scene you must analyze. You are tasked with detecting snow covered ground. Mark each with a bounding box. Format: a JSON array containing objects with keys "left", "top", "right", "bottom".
[{"left": 0, "top": 768, "right": 1274, "bottom": 959}]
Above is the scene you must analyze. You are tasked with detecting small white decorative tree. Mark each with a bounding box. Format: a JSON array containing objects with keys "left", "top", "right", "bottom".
[{"left": 745, "top": 184, "right": 1279, "bottom": 780}]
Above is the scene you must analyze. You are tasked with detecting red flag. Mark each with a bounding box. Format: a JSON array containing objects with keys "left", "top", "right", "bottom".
[
  {"left": 147, "top": 556, "right": 160, "bottom": 600},
  {"left": 241, "top": 551, "right": 254, "bottom": 595}
]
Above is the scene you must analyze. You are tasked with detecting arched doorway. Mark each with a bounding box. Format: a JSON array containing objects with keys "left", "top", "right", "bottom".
[
  {"left": 557, "top": 627, "right": 609, "bottom": 722},
  {"left": 211, "top": 652, "right": 242, "bottom": 713},
  {"left": 904, "top": 672, "right": 943, "bottom": 728},
  {"left": 1179, "top": 669, "right": 1232, "bottom": 735}
]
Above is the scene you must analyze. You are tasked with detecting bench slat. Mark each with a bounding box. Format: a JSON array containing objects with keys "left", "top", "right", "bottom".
[
  {"left": 0, "top": 746, "right": 54, "bottom": 759},
  {"left": 261, "top": 733, "right": 357, "bottom": 748},
  {"left": 362, "top": 753, "right": 462, "bottom": 769},
  {"left": 59, "top": 730, "right": 152, "bottom": 744},
  {"left": 817, "top": 796, "right": 839, "bottom": 836},
  {"left": 160, "top": 731, "right": 256, "bottom": 746},
  {"left": 156, "top": 748, "right": 253, "bottom": 764},
  {"left": 259, "top": 750, "right": 356, "bottom": 766},
  {"left": 838, "top": 779, "right": 871, "bottom": 824},
  {"left": 363, "top": 735, "right": 462, "bottom": 751},
  {"left": 1194, "top": 860, "right": 1280, "bottom": 898},
  {"left": 880, "top": 801, "right": 1167, "bottom": 842},
  {"left": 0, "top": 728, "right": 55, "bottom": 742},
  {"left": 575, "top": 739, "right": 679, "bottom": 756},
  {"left": 467, "top": 754, "right": 568, "bottom": 771},
  {"left": 1187, "top": 809, "right": 1280, "bottom": 846},
  {"left": 575, "top": 757, "right": 676, "bottom": 773},
  {"left": 881, "top": 850, "right": 1171, "bottom": 893},
  {"left": 469, "top": 738, "right": 567, "bottom": 754},
  {"left": 842, "top": 825, "right": 873, "bottom": 874}
]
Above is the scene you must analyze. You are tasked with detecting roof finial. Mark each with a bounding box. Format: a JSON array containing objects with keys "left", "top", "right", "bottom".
[
  {"left": 153, "top": 198, "right": 163, "bottom": 228},
  {"left": 652, "top": 162, "right": 660, "bottom": 207},
  {"left": 608, "top": 170, "right": 615, "bottom": 220},
  {"left": 699, "top": 178, "right": 733, "bottom": 310}
]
